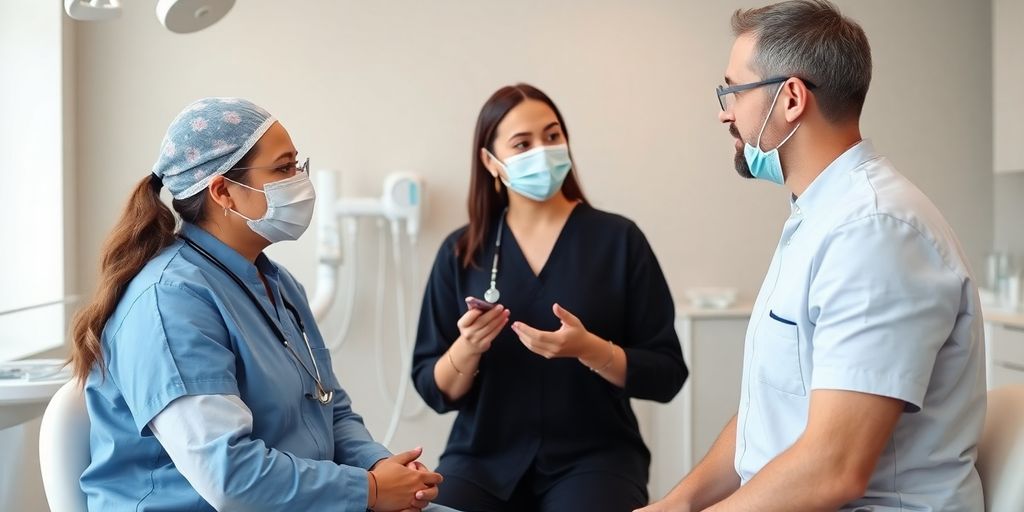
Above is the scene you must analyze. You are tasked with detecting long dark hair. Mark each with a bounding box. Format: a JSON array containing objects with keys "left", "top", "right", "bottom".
[
  {"left": 455, "top": 83, "right": 589, "bottom": 268},
  {"left": 69, "top": 165, "right": 251, "bottom": 384}
]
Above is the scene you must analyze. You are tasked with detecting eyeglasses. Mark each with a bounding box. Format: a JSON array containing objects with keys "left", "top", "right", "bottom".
[
  {"left": 232, "top": 157, "right": 309, "bottom": 174},
  {"left": 716, "top": 77, "right": 816, "bottom": 112}
]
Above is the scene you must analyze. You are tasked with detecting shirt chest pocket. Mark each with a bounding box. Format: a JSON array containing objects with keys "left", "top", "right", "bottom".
[{"left": 755, "top": 311, "right": 806, "bottom": 396}]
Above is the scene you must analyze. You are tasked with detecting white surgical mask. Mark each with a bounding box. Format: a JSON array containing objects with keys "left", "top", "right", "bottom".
[{"left": 225, "top": 172, "right": 316, "bottom": 243}]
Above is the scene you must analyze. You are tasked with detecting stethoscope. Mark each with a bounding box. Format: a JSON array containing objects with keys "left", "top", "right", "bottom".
[
  {"left": 179, "top": 236, "right": 334, "bottom": 406},
  {"left": 483, "top": 208, "right": 508, "bottom": 303}
]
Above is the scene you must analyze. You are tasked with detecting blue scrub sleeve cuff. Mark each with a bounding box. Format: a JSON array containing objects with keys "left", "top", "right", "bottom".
[
  {"left": 337, "top": 466, "right": 372, "bottom": 512},
  {"left": 358, "top": 449, "right": 393, "bottom": 471}
]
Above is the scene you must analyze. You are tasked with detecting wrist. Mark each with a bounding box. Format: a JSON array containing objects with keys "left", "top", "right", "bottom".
[
  {"left": 449, "top": 338, "right": 481, "bottom": 376},
  {"left": 367, "top": 470, "right": 379, "bottom": 510},
  {"left": 665, "top": 486, "right": 696, "bottom": 511},
  {"left": 579, "top": 334, "right": 614, "bottom": 371},
  {"left": 577, "top": 332, "right": 604, "bottom": 361},
  {"left": 455, "top": 335, "right": 486, "bottom": 357}
]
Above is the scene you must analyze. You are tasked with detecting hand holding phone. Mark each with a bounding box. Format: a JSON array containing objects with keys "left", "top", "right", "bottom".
[{"left": 465, "top": 296, "right": 496, "bottom": 311}]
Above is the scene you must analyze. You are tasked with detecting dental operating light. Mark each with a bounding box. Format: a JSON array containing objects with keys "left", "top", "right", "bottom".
[{"left": 64, "top": 0, "right": 235, "bottom": 33}]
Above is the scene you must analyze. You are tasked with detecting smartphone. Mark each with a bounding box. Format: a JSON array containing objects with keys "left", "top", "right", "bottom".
[{"left": 465, "top": 296, "right": 497, "bottom": 311}]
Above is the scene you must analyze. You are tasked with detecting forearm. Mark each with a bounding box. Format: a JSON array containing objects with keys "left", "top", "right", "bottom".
[
  {"left": 432, "top": 337, "right": 480, "bottom": 402},
  {"left": 151, "top": 395, "right": 371, "bottom": 512},
  {"left": 704, "top": 438, "right": 856, "bottom": 512},
  {"left": 577, "top": 333, "right": 626, "bottom": 387},
  {"left": 705, "top": 390, "right": 904, "bottom": 511},
  {"left": 664, "top": 415, "right": 741, "bottom": 510},
  {"left": 333, "top": 396, "right": 391, "bottom": 469}
]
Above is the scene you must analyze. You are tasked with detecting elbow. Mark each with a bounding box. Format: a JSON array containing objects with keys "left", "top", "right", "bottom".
[
  {"left": 819, "top": 474, "right": 870, "bottom": 509},
  {"left": 655, "top": 361, "right": 689, "bottom": 404},
  {"left": 813, "top": 462, "right": 873, "bottom": 508},
  {"left": 643, "top": 368, "right": 687, "bottom": 404}
]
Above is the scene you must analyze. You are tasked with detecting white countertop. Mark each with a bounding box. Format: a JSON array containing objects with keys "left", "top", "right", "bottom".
[
  {"left": 985, "top": 308, "right": 1024, "bottom": 329},
  {"left": 677, "top": 302, "right": 754, "bottom": 319},
  {"left": 0, "top": 359, "right": 71, "bottom": 430}
]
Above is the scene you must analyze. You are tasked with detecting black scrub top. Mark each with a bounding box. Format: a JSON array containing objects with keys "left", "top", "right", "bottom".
[{"left": 412, "top": 203, "right": 688, "bottom": 499}]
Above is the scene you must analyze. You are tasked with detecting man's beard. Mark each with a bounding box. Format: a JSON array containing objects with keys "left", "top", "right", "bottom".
[{"left": 730, "top": 123, "right": 754, "bottom": 179}]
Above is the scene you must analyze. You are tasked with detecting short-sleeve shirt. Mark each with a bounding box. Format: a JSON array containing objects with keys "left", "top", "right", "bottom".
[{"left": 735, "top": 140, "right": 986, "bottom": 511}]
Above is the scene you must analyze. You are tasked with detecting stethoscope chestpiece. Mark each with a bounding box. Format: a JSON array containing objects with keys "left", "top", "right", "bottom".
[
  {"left": 305, "top": 389, "right": 334, "bottom": 405},
  {"left": 484, "top": 208, "right": 508, "bottom": 304}
]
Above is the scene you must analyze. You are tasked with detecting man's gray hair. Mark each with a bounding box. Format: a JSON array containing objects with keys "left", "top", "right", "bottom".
[{"left": 732, "top": 0, "right": 872, "bottom": 122}]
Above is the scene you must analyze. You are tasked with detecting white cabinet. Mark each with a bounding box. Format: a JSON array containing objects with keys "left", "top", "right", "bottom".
[
  {"left": 994, "top": 0, "right": 1024, "bottom": 173},
  {"left": 987, "top": 320, "right": 1024, "bottom": 388},
  {"left": 641, "top": 307, "right": 749, "bottom": 500}
]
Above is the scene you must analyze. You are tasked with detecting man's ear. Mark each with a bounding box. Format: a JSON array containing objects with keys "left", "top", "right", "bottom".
[{"left": 782, "top": 78, "right": 810, "bottom": 123}]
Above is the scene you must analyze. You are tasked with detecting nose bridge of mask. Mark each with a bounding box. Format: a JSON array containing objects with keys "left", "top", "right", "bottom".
[
  {"left": 264, "top": 173, "right": 315, "bottom": 205},
  {"left": 509, "top": 144, "right": 566, "bottom": 170},
  {"left": 492, "top": 145, "right": 566, "bottom": 174}
]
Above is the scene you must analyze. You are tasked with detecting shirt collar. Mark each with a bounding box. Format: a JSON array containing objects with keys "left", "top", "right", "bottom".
[
  {"left": 791, "top": 139, "right": 880, "bottom": 217},
  {"left": 179, "top": 223, "right": 278, "bottom": 282}
]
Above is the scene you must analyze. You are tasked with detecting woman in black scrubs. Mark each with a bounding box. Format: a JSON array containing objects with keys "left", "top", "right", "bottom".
[{"left": 412, "top": 83, "right": 688, "bottom": 512}]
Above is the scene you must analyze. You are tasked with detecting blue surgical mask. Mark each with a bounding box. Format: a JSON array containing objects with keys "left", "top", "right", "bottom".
[
  {"left": 743, "top": 84, "right": 800, "bottom": 186},
  {"left": 487, "top": 144, "right": 572, "bottom": 202}
]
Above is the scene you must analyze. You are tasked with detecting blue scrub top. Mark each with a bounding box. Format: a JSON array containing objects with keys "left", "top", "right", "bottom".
[{"left": 81, "top": 222, "right": 391, "bottom": 511}]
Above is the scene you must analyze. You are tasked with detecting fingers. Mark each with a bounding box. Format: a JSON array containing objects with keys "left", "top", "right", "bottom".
[
  {"left": 413, "top": 485, "right": 439, "bottom": 502},
  {"left": 390, "top": 446, "right": 423, "bottom": 465},
  {"left": 511, "top": 321, "right": 548, "bottom": 348},
  {"left": 419, "top": 470, "right": 444, "bottom": 486},
  {"left": 456, "top": 307, "right": 484, "bottom": 329},
  {"left": 552, "top": 303, "right": 581, "bottom": 327},
  {"left": 479, "top": 311, "right": 510, "bottom": 341},
  {"left": 511, "top": 321, "right": 543, "bottom": 343},
  {"left": 459, "top": 304, "right": 504, "bottom": 331},
  {"left": 474, "top": 304, "right": 505, "bottom": 326},
  {"left": 512, "top": 322, "right": 555, "bottom": 358}
]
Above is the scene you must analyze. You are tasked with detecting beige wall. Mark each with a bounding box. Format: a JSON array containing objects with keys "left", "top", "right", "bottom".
[
  {"left": 995, "top": 173, "right": 1024, "bottom": 257},
  {"left": 72, "top": 0, "right": 993, "bottom": 469}
]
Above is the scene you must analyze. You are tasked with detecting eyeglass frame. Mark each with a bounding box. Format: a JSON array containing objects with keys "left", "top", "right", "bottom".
[
  {"left": 716, "top": 77, "right": 817, "bottom": 112},
  {"left": 231, "top": 156, "right": 309, "bottom": 174}
]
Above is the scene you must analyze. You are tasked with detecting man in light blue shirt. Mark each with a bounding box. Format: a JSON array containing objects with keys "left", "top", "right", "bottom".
[{"left": 640, "top": 1, "right": 986, "bottom": 511}]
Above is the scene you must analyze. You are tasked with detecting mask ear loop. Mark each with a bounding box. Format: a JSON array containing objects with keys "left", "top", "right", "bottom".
[
  {"left": 210, "top": 179, "right": 259, "bottom": 222},
  {"left": 484, "top": 149, "right": 511, "bottom": 188},
  {"left": 756, "top": 81, "right": 801, "bottom": 152},
  {"left": 484, "top": 149, "right": 507, "bottom": 173}
]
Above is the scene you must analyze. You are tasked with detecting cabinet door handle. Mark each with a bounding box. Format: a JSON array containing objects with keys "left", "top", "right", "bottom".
[
  {"left": 1004, "top": 325, "right": 1024, "bottom": 334},
  {"left": 996, "top": 361, "right": 1024, "bottom": 372}
]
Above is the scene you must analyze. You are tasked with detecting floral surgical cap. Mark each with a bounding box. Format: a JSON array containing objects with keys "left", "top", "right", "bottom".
[{"left": 151, "top": 97, "right": 276, "bottom": 200}]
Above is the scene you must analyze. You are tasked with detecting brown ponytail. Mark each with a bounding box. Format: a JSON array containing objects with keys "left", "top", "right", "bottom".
[{"left": 69, "top": 174, "right": 176, "bottom": 383}]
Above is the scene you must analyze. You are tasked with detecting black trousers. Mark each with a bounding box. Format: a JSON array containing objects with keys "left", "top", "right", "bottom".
[{"left": 436, "top": 469, "right": 648, "bottom": 512}]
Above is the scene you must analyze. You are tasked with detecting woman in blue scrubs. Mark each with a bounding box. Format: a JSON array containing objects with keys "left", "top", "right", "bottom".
[
  {"left": 69, "top": 98, "right": 447, "bottom": 511},
  {"left": 412, "top": 84, "right": 689, "bottom": 511}
]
